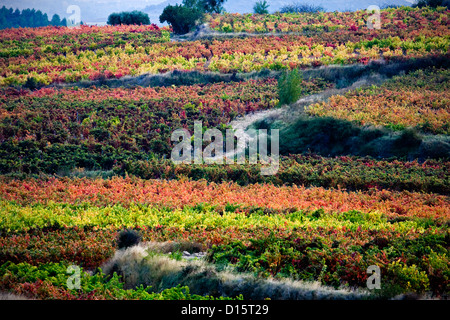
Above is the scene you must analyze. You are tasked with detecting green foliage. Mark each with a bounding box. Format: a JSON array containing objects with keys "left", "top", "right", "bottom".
[
  {"left": 107, "top": 11, "right": 150, "bottom": 26},
  {"left": 206, "top": 219, "right": 448, "bottom": 296},
  {"left": 392, "top": 129, "right": 422, "bottom": 156},
  {"left": 24, "top": 77, "right": 42, "bottom": 91},
  {"left": 253, "top": 114, "right": 450, "bottom": 161},
  {"left": 50, "top": 14, "right": 63, "bottom": 27},
  {"left": 253, "top": 1, "right": 270, "bottom": 14},
  {"left": 277, "top": 68, "right": 304, "bottom": 106},
  {"left": 386, "top": 261, "right": 430, "bottom": 293},
  {"left": 196, "top": 0, "right": 227, "bottom": 13},
  {"left": 271, "top": 116, "right": 362, "bottom": 156},
  {"left": 423, "top": 250, "right": 450, "bottom": 295},
  {"left": 160, "top": 4, "right": 204, "bottom": 34},
  {"left": 0, "top": 6, "right": 67, "bottom": 29},
  {"left": 117, "top": 229, "right": 141, "bottom": 249},
  {"left": 413, "top": 0, "right": 450, "bottom": 9},
  {"left": 280, "top": 3, "right": 324, "bottom": 13}
]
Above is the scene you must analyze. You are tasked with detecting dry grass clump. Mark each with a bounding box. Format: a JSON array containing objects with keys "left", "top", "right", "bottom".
[{"left": 101, "top": 241, "right": 370, "bottom": 300}]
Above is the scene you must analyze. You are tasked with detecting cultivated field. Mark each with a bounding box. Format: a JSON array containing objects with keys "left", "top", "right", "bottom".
[{"left": 0, "top": 6, "right": 449, "bottom": 300}]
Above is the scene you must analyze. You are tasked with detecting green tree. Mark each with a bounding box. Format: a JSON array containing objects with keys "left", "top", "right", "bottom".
[
  {"left": 107, "top": 12, "right": 120, "bottom": 25},
  {"left": 280, "top": 3, "right": 324, "bottom": 13},
  {"left": 50, "top": 14, "right": 62, "bottom": 26},
  {"left": 253, "top": 0, "right": 269, "bottom": 14},
  {"left": 107, "top": 10, "right": 150, "bottom": 25},
  {"left": 414, "top": 0, "right": 450, "bottom": 8},
  {"left": 183, "top": 0, "right": 227, "bottom": 13},
  {"left": 160, "top": 4, "right": 203, "bottom": 34},
  {"left": 0, "top": 6, "right": 57, "bottom": 29},
  {"left": 182, "top": 0, "right": 202, "bottom": 8},
  {"left": 200, "top": 0, "right": 227, "bottom": 13}
]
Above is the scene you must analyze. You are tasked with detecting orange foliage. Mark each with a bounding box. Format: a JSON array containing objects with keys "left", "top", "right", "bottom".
[{"left": 1, "top": 176, "right": 448, "bottom": 220}]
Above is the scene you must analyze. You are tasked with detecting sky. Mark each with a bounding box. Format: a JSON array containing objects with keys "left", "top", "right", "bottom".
[
  {"left": 0, "top": 0, "right": 416, "bottom": 24},
  {"left": 0, "top": 0, "right": 165, "bottom": 23}
]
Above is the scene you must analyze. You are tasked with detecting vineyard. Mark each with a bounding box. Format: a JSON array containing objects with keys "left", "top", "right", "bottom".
[
  {"left": 1, "top": 7, "right": 449, "bottom": 85},
  {"left": 307, "top": 68, "right": 450, "bottom": 134},
  {"left": 0, "top": 5, "right": 449, "bottom": 302}
]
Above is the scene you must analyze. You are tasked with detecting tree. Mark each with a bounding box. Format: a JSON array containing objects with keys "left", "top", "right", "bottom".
[
  {"left": 50, "top": 14, "right": 62, "bottom": 26},
  {"left": 413, "top": 0, "right": 450, "bottom": 8},
  {"left": 42, "top": 13, "right": 49, "bottom": 27},
  {"left": 280, "top": 2, "right": 324, "bottom": 13},
  {"left": 183, "top": 0, "right": 227, "bottom": 13},
  {"left": 130, "top": 10, "right": 150, "bottom": 24},
  {"left": 107, "top": 13, "right": 120, "bottom": 25},
  {"left": 107, "top": 10, "right": 150, "bottom": 25},
  {"left": 253, "top": 0, "right": 269, "bottom": 14},
  {"left": 160, "top": 4, "right": 203, "bottom": 34},
  {"left": 12, "top": 8, "right": 20, "bottom": 26},
  {"left": 198, "top": 0, "right": 227, "bottom": 13},
  {"left": 182, "top": 0, "right": 202, "bottom": 8},
  {"left": 0, "top": 6, "right": 64, "bottom": 29}
]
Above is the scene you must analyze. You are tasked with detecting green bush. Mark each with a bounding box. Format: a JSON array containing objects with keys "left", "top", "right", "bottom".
[
  {"left": 24, "top": 77, "right": 42, "bottom": 91},
  {"left": 387, "top": 261, "right": 430, "bottom": 293},
  {"left": 160, "top": 4, "right": 204, "bottom": 35},
  {"left": 107, "top": 11, "right": 150, "bottom": 25},
  {"left": 423, "top": 250, "right": 450, "bottom": 295},
  {"left": 392, "top": 129, "right": 422, "bottom": 156},
  {"left": 277, "top": 69, "right": 304, "bottom": 106},
  {"left": 117, "top": 229, "right": 141, "bottom": 249}
]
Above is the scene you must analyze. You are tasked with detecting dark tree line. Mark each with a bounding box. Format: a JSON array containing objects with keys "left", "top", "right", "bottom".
[
  {"left": 0, "top": 6, "right": 67, "bottom": 29},
  {"left": 414, "top": 0, "right": 450, "bottom": 8},
  {"left": 107, "top": 11, "right": 150, "bottom": 25}
]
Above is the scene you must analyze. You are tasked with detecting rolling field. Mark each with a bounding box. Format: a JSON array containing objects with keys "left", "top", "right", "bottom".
[{"left": 0, "top": 5, "right": 449, "bottom": 301}]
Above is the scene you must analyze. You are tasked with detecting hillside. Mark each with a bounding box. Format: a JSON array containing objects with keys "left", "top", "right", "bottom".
[{"left": 0, "top": 5, "right": 449, "bottom": 305}]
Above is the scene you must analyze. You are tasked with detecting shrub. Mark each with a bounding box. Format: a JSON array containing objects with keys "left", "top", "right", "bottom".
[
  {"left": 280, "top": 2, "right": 324, "bottom": 13},
  {"left": 160, "top": 5, "right": 203, "bottom": 34},
  {"left": 273, "top": 116, "right": 362, "bottom": 156},
  {"left": 23, "top": 77, "right": 42, "bottom": 90},
  {"left": 277, "top": 68, "right": 304, "bottom": 106},
  {"left": 387, "top": 261, "right": 430, "bottom": 293},
  {"left": 107, "top": 11, "right": 150, "bottom": 25},
  {"left": 418, "top": 139, "right": 450, "bottom": 160},
  {"left": 423, "top": 251, "right": 450, "bottom": 295},
  {"left": 392, "top": 129, "right": 422, "bottom": 157},
  {"left": 117, "top": 229, "right": 141, "bottom": 249}
]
